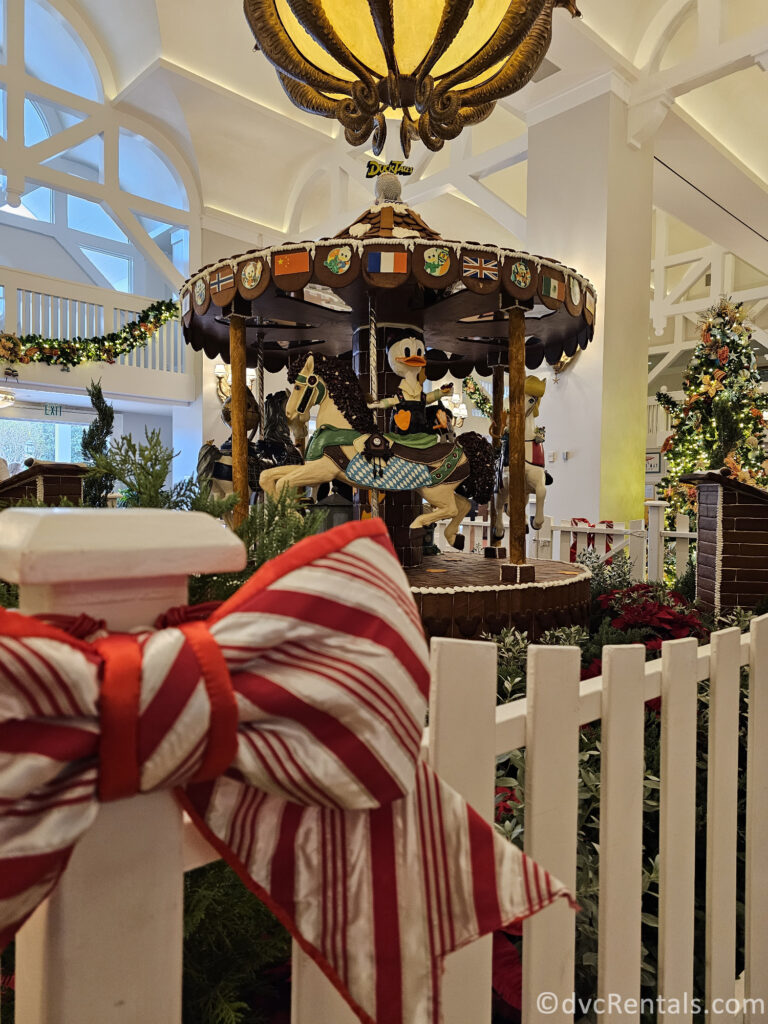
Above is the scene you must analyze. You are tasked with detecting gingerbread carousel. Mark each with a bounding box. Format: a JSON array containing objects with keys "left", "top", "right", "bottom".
[{"left": 180, "top": 172, "right": 594, "bottom": 639}]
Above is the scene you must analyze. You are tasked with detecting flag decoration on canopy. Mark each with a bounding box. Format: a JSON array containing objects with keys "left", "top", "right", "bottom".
[
  {"left": 541, "top": 275, "right": 565, "bottom": 300},
  {"left": 0, "top": 519, "right": 573, "bottom": 1024},
  {"left": 209, "top": 268, "right": 235, "bottom": 295},
  {"left": 367, "top": 250, "right": 408, "bottom": 274},
  {"left": 463, "top": 255, "right": 499, "bottom": 280},
  {"left": 274, "top": 250, "right": 311, "bottom": 276}
]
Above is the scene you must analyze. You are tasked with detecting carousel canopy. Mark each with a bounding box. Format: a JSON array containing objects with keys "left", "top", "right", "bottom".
[{"left": 180, "top": 179, "right": 596, "bottom": 381}]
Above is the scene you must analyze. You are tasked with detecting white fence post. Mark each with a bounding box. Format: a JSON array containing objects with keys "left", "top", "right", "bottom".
[
  {"left": 597, "top": 645, "right": 647, "bottom": 1018},
  {"left": 675, "top": 513, "right": 691, "bottom": 578},
  {"left": 531, "top": 515, "right": 553, "bottom": 560},
  {"left": 628, "top": 519, "right": 646, "bottom": 579},
  {"left": 429, "top": 638, "right": 497, "bottom": 1024},
  {"left": 646, "top": 500, "right": 667, "bottom": 582},
  {"left": 658, "top": 637, "right": 699, "bottom": 1023},
  {"left": 558, "top": 520, "right": 572, "bottom": 563},
  {"left": 0, "top": 507, "right": 245, "bottom": 1024},
  {"left": 745, "top": 614, "right": 768, "bottom": 1024},
  {"left": 705, "top": 627, "right": 741, "bottom": 1020},
  {"left": 522, "top": 645, "right": 581, "bottom": 1024}
]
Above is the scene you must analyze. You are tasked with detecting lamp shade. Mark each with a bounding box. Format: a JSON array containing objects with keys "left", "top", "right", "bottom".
[{"left": 244, "top": 0, "right": 579, "bottom": 154}]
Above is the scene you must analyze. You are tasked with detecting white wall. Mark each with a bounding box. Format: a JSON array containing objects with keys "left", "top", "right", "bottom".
[
  {"left": 0, "top": 223, "right": 95, "bottom": 283},
  {"left": 117, "top": 410, "right": 174, "bottom": 489}
]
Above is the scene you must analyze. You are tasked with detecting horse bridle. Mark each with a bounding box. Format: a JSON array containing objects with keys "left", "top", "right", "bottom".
[{"left": 294, "top": 372, "right": 327, "bottom": 414}]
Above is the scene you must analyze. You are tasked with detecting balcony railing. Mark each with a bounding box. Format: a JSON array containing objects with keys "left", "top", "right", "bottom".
[{"left": 1, "top": 266, "right": 195, "bottom": 403}]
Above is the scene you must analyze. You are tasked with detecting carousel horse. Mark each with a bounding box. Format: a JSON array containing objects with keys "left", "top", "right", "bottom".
[
  {"left": 259, "top": 354, "right": 496, "bottom": 548},
  {"left": 492, "top": 376, "right": 552, "bottom": 541},
  {"left": 198, "top": 391, "right": 305, "bottom": 501},
  {"left": 252, "top": 391, "right": 304, "bottom": 479},
  {"left": 196, "top": 388, "right": 262, "bottom": 500}
]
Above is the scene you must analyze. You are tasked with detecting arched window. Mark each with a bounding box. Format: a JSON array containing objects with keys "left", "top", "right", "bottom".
[
  {"left": 119, "top": 130, "right": 189, "bottom": 212},
  {"left": 0, "top": 0, "right": 197, "bottom": 295},
  {"left": 23, "top": 0, "right": 101, "bottom": 101}
]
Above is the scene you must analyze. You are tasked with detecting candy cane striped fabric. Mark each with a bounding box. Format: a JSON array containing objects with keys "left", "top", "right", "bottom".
[{"left": 0, "top": 519, "right": 573, "bottom": 1024}]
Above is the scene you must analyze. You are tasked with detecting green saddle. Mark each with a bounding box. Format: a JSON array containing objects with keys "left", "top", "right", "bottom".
[{"left": 306, "top": 425, "right": 439, "bottom": 462}]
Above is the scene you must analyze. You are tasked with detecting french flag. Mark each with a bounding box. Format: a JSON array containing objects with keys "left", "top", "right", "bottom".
[{"left": 367, "top": 250, "right": 408, "bottom": 274}]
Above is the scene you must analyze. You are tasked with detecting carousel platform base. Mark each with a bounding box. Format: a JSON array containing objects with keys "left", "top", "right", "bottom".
[{"left": 405, "top": 553, "right": 591, "bottom": 641}]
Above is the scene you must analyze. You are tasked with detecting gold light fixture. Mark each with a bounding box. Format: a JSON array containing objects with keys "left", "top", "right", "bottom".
[
  {"left": 244, "top": 0, "right": 579, "bottom": 155},
  {"left": 215, "top": 363, "right": 256, "bottom": 404}
]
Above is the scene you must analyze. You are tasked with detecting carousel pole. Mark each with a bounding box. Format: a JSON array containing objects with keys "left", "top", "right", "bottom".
[
  {"left": 368, "top": 295, "right": 380, "bottom": 519},
  {"left": 489, "top": 363, "right": 506, "bottom": 552},
  {"left": 502, "top": 306, "right": 534, "bottom": 583},
  {"left": 229, "top": 314, "right": 250, "bottom": 529},
  {"left": 256, "top": 325, "right": 265, "bottom": 434}
]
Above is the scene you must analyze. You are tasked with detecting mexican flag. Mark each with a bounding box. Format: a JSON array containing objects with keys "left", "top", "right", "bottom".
[{"left": 541, "top": 276, "right": 565, "bottom": 300}]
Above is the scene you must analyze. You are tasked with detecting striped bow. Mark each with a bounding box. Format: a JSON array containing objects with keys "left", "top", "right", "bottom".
[{"left": 0, "top": 519, "right": 571, "bottom": 1024}]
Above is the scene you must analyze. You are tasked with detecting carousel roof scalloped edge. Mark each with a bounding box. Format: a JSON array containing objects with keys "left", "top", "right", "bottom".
[{"left": 179, "top": 236, "right": 598, "bottom": 325}]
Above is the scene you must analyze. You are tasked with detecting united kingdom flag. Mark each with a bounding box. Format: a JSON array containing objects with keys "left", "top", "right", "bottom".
[{"left": 463, "top": 254, "right": 499, "bottom": 280}]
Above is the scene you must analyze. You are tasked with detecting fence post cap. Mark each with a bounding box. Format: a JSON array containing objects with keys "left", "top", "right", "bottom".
[
  {"left": 644, "top": 500, "right": 667, "bottom": 507},
  {"left": 0, "top": 508, "right": 246, "bottom": 585}
]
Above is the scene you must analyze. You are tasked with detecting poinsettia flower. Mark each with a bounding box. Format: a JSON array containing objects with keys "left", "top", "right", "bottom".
[
  {"left": 492, "top": 932, "right": 523, "bottom": 1010},
  {"left": 495, "top": 786, "right": 519, "bottom": 821},
  {"left": 581, "top": 658, "right": 603, "bottom": 680}
]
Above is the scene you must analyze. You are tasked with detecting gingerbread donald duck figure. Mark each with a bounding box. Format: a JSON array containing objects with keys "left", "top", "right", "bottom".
[{"left": 368, "top": 329, "right": 453, "bottom": 438}]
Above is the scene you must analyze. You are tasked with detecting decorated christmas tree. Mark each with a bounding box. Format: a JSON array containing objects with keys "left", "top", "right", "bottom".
[{"left": 657, "top": 298, "right": 768, "bottom": 517}]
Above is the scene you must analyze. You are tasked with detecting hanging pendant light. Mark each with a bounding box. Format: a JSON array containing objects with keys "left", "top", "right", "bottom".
[{"left": 244, "top": 0, "right": 579, "bottom": 155}]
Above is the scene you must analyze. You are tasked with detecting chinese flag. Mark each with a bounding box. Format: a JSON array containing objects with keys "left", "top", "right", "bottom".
[{"left": 274, "top": 250, "right": 310, "bottom": 276}]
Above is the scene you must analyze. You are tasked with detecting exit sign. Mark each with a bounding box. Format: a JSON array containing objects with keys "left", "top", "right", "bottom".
[{"left": 44, "top": 404, "right": 63, "bottom": 417}]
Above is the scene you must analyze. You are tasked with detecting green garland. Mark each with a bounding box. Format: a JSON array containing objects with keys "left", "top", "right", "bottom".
[
  {"left": 0, "top": 299, "right": 179, "bottom": 369},
  {"left": 462, "top": 375, "right": 492, "bottom": 418}
]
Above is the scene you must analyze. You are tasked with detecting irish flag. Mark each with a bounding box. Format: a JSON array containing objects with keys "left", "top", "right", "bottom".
[
  {"left": 541, "top": 275, "right": 565, "bottom": 300},
  {"left": 367, "top": 250, "right": 408, "bottom": 274}
]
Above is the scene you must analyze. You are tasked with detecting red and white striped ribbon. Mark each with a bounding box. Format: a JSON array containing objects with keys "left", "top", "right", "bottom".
[{"left": 0, "top": 519, "right": 573, "bottom": 1024}]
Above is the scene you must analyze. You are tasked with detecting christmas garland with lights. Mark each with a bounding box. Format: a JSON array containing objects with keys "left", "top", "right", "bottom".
[
  {"left": 657, "top": 298, "right": 768, "bottom": 517},
  {"left": 0, "top": 299, "right": 179, "bottom": 370},
  {"left": 462, "top": 375, "right": 493, "bottom": 418}
]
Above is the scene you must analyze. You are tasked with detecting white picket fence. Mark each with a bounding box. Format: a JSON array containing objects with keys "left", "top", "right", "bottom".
[
  {"left": 1, "top": 508, "right": 763, "bottom": 1024},
  {"left": 448, "top": 499, "right": 696, "bottom": 583}
]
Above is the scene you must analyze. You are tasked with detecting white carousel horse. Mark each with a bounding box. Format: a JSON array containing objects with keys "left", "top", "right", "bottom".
[
  {"left": 492, "top": 376, "right": 551, "bottom": 541},
  {"left": 259, "top": 354, "right": 495, "bottom": 548}
]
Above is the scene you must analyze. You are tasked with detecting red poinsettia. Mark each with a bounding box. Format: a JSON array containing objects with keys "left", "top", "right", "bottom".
[
  {"left": 495, "top": 785, "right": 520, "bottom": 822},
  {"left": 598, "top": 583, "right": 706, "bottom": 646}
]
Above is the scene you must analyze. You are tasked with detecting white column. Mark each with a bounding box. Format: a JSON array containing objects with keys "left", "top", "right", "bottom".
[
  {"left": 526, "top": 85, "right": 654, "bottom": 525},
  {"left": 0, "top": 508, "right": 245, "bottom": 1024}
]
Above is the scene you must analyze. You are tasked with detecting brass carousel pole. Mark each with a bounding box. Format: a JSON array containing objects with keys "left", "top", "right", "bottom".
[
  {"left": 229, "top": 314, "right": 250, "bottom": 529},
  {"left": 502, "top": 306, "right": 534, "bottom": 583},
  {"left": 489, "top": 363, "right": 506, "bottom": 553}
]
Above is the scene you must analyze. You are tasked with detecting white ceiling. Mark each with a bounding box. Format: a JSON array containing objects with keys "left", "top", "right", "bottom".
[{"left": 47, "top": 0, "right": 768, "bottom": 261}]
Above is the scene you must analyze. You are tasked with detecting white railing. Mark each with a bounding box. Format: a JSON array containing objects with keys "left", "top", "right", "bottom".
[
  {"left": 442, "top": 500, "right": 696, "bottom": 583},
  {"left": 1, "top": 266, "right": 185, "bottom": 377},
  {"left": 648, "top": 396, "right": 672, "bottom": 447},
  {"left": 0, "top": 509, "right": 762, "bottom": 1024}
]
